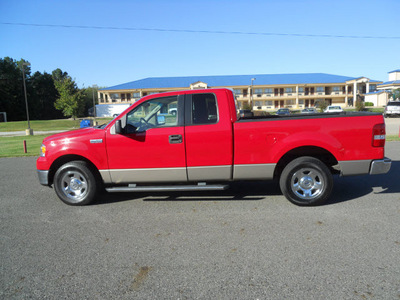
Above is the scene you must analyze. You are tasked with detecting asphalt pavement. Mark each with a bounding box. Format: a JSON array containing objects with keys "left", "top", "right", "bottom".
[{"left": 1, "top": 143, "right": 399, "bottom": 299}]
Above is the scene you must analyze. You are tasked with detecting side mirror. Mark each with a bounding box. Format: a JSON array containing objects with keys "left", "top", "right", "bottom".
[{"left": 115, "top": 119, "right": 122, "bottom": 134}]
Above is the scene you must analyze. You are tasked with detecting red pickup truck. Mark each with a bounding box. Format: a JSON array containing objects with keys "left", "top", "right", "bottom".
[{"left": 37, "top": 88, "right": 391, "bottom": 206}]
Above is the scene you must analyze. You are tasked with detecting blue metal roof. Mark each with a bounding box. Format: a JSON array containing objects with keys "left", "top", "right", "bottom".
[
  {"left": 101, "top": 73, "right": 367, "bottom": 91},
  {"left": 378, "top": 80, "right": 400, "bottom": 86},
  {"left": 388, "top": 69, "right": 400, "bottom": 73}
]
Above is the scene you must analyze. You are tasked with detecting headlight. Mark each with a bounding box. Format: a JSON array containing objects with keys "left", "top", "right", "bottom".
[{"left": 40, "top": 144, "right": 46, "bottom": 157}]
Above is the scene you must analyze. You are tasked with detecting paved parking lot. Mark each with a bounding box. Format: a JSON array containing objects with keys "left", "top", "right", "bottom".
[
  {"left": 385, "top": 117, "right": 400, "bottom": 135},
  {"left": 1, "top": 143, "right": 399, "bottom": 299}
]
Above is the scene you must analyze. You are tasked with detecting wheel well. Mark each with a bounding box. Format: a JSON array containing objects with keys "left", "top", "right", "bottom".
[
  {"left": 273, "top": 146, "right": 339, "bottom": 180},
  {"left": 48, "top": 155, "right": 103, "bottom": 186}
]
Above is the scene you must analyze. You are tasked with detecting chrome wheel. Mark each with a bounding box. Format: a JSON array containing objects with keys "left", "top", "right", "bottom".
[
  {"left": 60, "top": 170, "right": 88, "bottom": 203},
  {"left": 279, "top": 156, "right": 333, "bottom": 206},
  {"left": 290, "top": 168, "right": 324, "bottom": 200}
]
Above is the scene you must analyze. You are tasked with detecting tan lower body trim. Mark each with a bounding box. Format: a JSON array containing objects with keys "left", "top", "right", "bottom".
[
  {"left": 233, "top": 164, "right": 276, "bottom": 180},
  {"left": 102, "top": 167, "right": 187, "bottom": 184}
]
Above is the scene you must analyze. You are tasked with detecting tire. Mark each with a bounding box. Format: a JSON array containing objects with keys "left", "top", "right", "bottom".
[
  {"left": 53, "top": 161, "right": 98, "bottom": 206},
  {"left": 279, "top": 156, "right": 333, "bottom": 206}
]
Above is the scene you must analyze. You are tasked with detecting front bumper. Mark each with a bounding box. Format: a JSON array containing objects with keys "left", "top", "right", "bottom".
[
  {"left": 370, "top": 158, "right": 392, "bottom": 175},
  {"left": 37, "top": 170, "right": 49, "bottom": 186}
]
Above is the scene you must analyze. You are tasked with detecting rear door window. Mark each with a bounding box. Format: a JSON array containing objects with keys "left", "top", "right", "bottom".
[{"left": 191, "top": 94, "right": 218, "bottom": 124}]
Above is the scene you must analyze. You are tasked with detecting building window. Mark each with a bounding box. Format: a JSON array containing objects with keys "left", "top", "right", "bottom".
[
  {"left": 369, "top": 85, "right": 377, "bottom": 92},
  {"left": 298, "top": 87, "right": 304, "bottom": 93},
  {"left": 265, "top": 88, "right": 273, "bottom": 94},
  {"left": 299, "top": 100, "right": 304, "bottom": 104},
  {"left": 316, "top": 87, "right": 324, "bottom": 93},
  {"left": 266, "top": 100, "right": 273, "bottom": 106},
  {"left": 233, "top": 89, "right": 242, "bottom": 96},
  {"left": 286, "top": 99, "right": 295, "bottom": 105},
  {"left": 110, "top": 93, "right": 119, "bottom": 103},
  {"left": 121, "top": 93, "right": 126, "bottom": 101},
  {"left": 133, "top": 92, "right": 140, "bottom": 98},
  {"left": 254, "top": 88, "right": 263, "bottom": 95},
  {"left": 333, "top": 86, "right": 340, "bottom": 92},
  {"left": 285, "top": 88, "right": 294, "bottom": 93}
]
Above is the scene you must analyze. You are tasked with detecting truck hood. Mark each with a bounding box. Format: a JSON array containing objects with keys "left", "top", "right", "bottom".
[{"left": 42, "top": 127, "right": 104, "bottom": 143}]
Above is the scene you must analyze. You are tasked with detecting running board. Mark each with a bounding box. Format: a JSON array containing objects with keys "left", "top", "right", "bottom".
[{"left": 106, "top": 183, "right": 229, "bottom": 193}]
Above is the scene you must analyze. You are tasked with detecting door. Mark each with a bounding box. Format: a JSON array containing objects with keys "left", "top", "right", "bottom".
[
  {"left": 280, "top": 100, "right": 284, "bottom": 107},
  {"left": 106, "top": 95, "right": 187, "bottom": 183},
  {"left": 184, "top": 91, "right": 233, "bottom": 181},
  {"left": 274, "top": 101, "right": 279, "bottom": 108},
  {"left": 305, "top": 100, "right": 309, "bottom": 108}
]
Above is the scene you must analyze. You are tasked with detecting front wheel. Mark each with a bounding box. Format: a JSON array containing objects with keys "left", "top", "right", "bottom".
[
  {"left": 279, "top": 156, "right": 333, "bottom": 206},
  {"left": 53, "top": 161, "right": 98, "bottom": 206}
]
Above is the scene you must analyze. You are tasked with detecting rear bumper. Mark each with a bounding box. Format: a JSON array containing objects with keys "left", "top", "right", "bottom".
[
  {"left": 369, "top": 158, "right": 392, "bottom": 175},
  {"left": 37, "top": 170, "right": 49, "bottom": 186}
]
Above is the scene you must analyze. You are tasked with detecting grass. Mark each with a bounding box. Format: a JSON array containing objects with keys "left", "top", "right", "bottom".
[
  {"left": 0, "top": 118, "right": 112, "bottom": 132},
  {"left": 387, "top": 135, "right": 400, "bottom": 142},
  {"left": 0, "top": 134, "right": 52, "bottom": 157}
]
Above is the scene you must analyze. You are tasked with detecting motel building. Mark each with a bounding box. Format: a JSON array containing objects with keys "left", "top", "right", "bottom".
[
  {"left": 365, "top": 69, "right": 400, "bottom": 105},
  {"left": 99, "top": 73, "right": 386, "bottom": 112}
]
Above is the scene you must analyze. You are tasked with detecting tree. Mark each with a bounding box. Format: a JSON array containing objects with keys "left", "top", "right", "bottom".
[
  {"left": 30, "top": 71, "right": 63, "bottom": 120},
  {"left": 52, "top": 69, "right": 85, "bottom": 119},
  {"left": 391, "top": 89, "right": 400, "bottom": 101},
  {"left": 82, "top": 86, "right": 99, "bottom": 117},
  {"left": 355, "top": 94, "right": 365, "bottom": 111},
  {"left": 0, "top": 57, "right": 30, "bottom": 121}
]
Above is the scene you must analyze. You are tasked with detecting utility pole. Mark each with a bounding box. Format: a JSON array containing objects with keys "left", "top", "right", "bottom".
[
  {"left": 92, "top": 85, "right": 97, "bottom": 125},
  {"left": 21, "top": 62, "right": 33, "bottom": 135}
]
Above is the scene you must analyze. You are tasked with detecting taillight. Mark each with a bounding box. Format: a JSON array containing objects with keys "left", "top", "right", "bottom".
[{"left": 372, "top": 123, "right": 385, "bottom": 147}]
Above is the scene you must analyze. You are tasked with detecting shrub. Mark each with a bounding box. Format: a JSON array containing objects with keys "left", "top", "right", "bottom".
[
  {"left": 365, "top": 102, "right": 374, "bottom": 107},
  {"left": 355, "top": 99, "right": 365, "bottom": 111}
]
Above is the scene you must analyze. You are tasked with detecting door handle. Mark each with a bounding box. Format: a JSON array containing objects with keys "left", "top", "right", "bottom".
[{"left": 169, "top": 134, "right": 182, "bottom": 144}]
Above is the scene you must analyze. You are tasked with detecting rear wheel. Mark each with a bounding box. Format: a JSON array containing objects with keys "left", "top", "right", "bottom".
[
  {"left": 53, "top": 161, "right": 98, "bottom": 206},
  {"left": 279, "top": 156, "right": 333, "bottom": 206}
]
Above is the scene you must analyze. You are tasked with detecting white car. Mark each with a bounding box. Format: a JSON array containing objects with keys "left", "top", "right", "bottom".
[
  {"left": 324, "top": 105, "right": 343, "bottom": 113},
  {"left": 384, "top": 101, "right": 400, "bottom": 118}
]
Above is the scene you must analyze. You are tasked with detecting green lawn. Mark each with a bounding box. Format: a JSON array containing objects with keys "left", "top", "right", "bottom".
[
  {"left": 0, "top": 118, "right": 112, "bottom": 132},
  {"left": 0, "top": 134, "right": 52, "bottom": 157}
]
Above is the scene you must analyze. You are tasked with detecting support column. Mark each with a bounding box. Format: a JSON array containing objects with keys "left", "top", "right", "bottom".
[
  {"left": 366, "top": 82, "right": 370, "bottom": 94},
  {"left": 345, "top": 85, "right": 348, "bottom": 106},
  {"left": 296, "top": 85, "right": 299, "bottom": 108},
  {"left": 248, "top": 87, "right": 252, "bottom": 107},
  {"left": 353, "top": 82, "right": 357, "bottom": 106}
]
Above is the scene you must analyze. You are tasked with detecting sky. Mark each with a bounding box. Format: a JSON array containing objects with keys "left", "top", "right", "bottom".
[{"left": 1, "top": 0, "right": 399, "bottom": 88}]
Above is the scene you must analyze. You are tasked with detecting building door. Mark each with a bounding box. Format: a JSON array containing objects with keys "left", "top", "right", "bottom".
[
  {"left": 274, "top": 89, "right": 278, "bottom": 96},
  {"left": 305, "top": 100, "right": 309, "bottom": 108},
  {"left": 279, "top": 88, "right": 284, "bottom": 96},
  {"left": 274, "top": 101, "right": 279, "bottom": 108},
  {"left": 280, "top": 100, "right": 284, "bottom": 107}
]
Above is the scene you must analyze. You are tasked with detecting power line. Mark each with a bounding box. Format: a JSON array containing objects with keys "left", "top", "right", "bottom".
[{"left": 2, "top": 22, "right": 400, "bottom": 40}]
